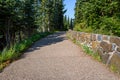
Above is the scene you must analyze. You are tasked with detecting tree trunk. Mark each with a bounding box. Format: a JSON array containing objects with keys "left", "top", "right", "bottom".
[
  {"left": 5, "top": 18, "right": 11, "bottom": 48},
  {"left": 10, "top": 31, "right": 15, "bottom": 45},
  {"left": 18, "top": 30, "right": 22, "bottom": 42}
]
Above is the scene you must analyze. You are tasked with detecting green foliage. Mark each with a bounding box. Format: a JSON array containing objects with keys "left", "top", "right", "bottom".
[
  {"left": 74, "top": 0, "right": 120, "bottom": 36},
  {"left": 0, "top": 32, "right": 52, "bottom": 70},
  {"left": 0, "top": 0, "right": 65, "bottom": 50},
  {"left": 0, "top": 47, "right": 15, "bottom": 62},
  {"left": 39, "top": 0, "right": 65, "bottom": 31},
  {"left": 74, "top": 22, "right": 94, "bottom": 33},
  {"left": 0, "top": 0, "right": 65, "bottom": 70},
  {"left": 82, "top": 45, "right": 101, "bottom": 62},
  {"left": 110, "top": 64, "right": 119, "bottom": 74},
  {"left": 63, "top": 15, "right": 73, "bottom": 30},
  {"left": 82, "top": 45, "right": 93, "bottom": 55}
]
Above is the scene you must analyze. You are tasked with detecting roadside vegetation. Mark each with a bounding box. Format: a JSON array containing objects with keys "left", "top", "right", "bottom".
[
  {"left": 0, "top": 0, "right": 66, "bottom": 50},
  {"left": 0, "top": 0, "right": 70, "bottom": 71},
  {"left": 82, "top": 44, "right": 101, "bottom": 62},
  {"left": 74, "top": 0, "right": 120, "bottom": 36},
  {"left": 0, "top": 32, "right": 52, "bottom": 71}
]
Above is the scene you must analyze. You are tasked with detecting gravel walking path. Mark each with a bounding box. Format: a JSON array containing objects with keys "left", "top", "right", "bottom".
[{"left": 0, "top": 32, "right": 120, "bottom": 80}]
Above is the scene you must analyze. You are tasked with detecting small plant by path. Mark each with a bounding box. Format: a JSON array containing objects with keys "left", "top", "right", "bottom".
[{"left": 69, "top": 37, "right": 102, "bottom": 62}]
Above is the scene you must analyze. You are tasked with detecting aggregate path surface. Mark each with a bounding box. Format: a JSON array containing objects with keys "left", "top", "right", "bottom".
[{"left": 0, "top": 32, "right": 120, "bottom": 80}]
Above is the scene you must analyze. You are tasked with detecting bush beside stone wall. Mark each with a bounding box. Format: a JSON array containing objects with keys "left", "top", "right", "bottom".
[{"left": 67, "top": 30, "right": 120, "bottom": 74}]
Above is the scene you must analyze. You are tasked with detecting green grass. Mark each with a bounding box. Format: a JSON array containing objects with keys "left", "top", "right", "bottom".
[
  {"left": 0, "top": 32, "right": 53, "bottom": 71},
  {"left": 82, "top": 45, "right": 101, "bottom": 62}
]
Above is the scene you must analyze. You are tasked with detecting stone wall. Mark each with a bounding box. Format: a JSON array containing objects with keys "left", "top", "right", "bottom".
[{"left": 67, "top": 30, "right": 120, "bottom": 74}]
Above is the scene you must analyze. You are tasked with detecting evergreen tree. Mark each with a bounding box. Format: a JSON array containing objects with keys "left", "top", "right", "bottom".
[
  {"left": 74, "top": 0, "right": 120, "bottom": 36},
  {"left": 0, "top": 0, "right": 66, "bottom": 50},
  {"left": 39, "top": 0, "right": 65, "bottom": 31},
  {"left": 63, "top": 15, "right": 73, "bottom": 30}
]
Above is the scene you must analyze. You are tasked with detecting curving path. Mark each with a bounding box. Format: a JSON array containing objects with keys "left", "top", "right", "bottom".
[{"left": 0, "top": 32, "right": 120, "bottom": 80}]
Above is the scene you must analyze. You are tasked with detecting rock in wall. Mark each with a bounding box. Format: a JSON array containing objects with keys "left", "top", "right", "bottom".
[{"left": 67, "top": 30, "right": 120, "bottom": 74}]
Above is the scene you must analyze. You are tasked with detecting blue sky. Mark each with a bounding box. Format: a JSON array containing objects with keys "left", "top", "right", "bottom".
[{"left": 64, "top": 0, "right": 76, "bottom": 19}]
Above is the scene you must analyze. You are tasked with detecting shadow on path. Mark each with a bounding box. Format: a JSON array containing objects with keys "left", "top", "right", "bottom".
[{"left": 26, "top": 31, "right": 67, "bottom": 53}]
